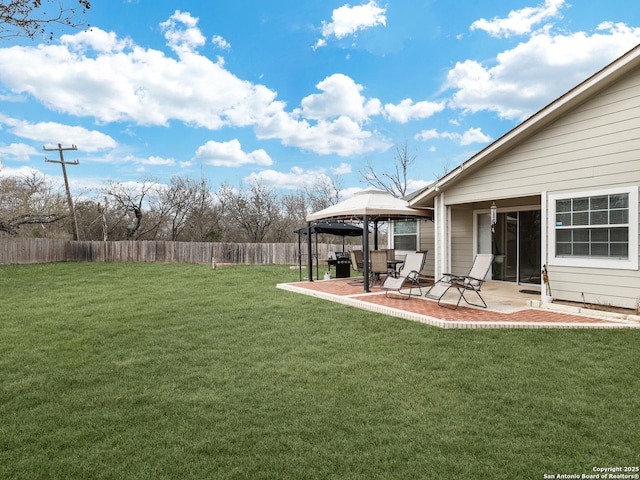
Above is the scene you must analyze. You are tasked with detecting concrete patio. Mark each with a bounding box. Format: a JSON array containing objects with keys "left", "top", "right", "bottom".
[{"left": 277, "top": 277, "right": 640, "bottom": 329}]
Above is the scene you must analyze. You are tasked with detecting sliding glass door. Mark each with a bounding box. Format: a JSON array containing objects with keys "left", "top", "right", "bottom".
[{"left": 478, "top": 209, "right": 541, "bottom": 284}]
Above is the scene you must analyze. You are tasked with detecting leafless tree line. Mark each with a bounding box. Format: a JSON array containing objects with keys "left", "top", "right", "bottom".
[{"left": 0, "top": 172, "right": 342, "bottom": 243}]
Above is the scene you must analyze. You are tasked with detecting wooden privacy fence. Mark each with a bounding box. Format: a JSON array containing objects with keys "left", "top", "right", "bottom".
[
  {"left": 0, "top": 239, "right": 352, "bottom": 266},
  {"left": 0, "top": 238, "right": 68, "bottom": 265}
]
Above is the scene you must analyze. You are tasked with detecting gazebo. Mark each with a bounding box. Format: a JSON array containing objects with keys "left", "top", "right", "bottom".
[{"left": 305, "top": 189, "right": 433, "bottom": 292}]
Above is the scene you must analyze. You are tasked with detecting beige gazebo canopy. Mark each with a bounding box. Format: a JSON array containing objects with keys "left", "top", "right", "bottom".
[{"left": 305, "top": 189, "right": 432, "bottom": 292}]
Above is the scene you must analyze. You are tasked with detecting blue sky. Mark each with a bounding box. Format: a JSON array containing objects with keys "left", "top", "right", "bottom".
[{"left": 1, "top": 0, "right": 640, "bottom": 199}]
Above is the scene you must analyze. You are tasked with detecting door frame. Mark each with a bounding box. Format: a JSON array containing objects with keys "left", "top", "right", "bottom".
[{"left": 474, "top": 205, "right": 541, "bottom": 285}]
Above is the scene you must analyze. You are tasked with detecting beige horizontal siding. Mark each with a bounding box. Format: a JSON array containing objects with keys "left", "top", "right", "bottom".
[{"left": 548, "top": 265, "right": 640, "bottom": 310}]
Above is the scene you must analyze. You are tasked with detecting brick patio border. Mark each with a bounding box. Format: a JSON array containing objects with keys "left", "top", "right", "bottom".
[{"left": 277, "top": 279, "right": 640, "bottom": 330}]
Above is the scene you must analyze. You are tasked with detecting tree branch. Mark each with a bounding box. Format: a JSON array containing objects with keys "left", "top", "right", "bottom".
[
  {"left": 0, "top": 0, "right": 91, "bottom": 40},
  {"left": 0, "top": 212, "right": 67, "bottom": 235}
]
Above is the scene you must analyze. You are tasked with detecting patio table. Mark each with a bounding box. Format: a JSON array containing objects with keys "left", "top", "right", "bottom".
[{"left": 386, "top": 258, "right": 404, "bottom": 277}]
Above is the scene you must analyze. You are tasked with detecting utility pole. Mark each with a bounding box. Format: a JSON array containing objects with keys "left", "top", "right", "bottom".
[{"left": 44, "top": 144, "right": 80, "bottom": 241}]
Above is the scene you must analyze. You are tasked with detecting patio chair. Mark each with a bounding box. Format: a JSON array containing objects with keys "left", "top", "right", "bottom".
[
  {"left": 348, "top": 250, "right": 365, "bottom": 285},
  {"left": 369, "top": 250, "right": 389, "bottom": 287},
  {"left": 380, "top": 251, "right": 426, "bottom": 299},
  {"left": 424, "top": 254, "right": 494, "bottom": 310}
]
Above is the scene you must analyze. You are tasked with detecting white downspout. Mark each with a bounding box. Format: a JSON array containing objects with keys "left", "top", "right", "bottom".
[
  {"left": 541, "top": 191, "right": 548, "bottom": 292},
  {"left": 434, "top": 192, "right": 448, "bottom": 279}
]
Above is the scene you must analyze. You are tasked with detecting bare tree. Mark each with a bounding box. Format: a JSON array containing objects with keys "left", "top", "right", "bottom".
[
  {"left": 217, "top": 182, "right": 279, "bottom": 243},
  {"left": 155, "top": 176, "right": 216, "bottom": 241},
  {"left": 434, "top": 158, "right": 455, "bottom": 179},
  {"left": 74, "top": 197, "right": 115, "bottom": 241},
  {"left": 0, "top": 171, "right": 67, "bottom": 236},
  {"left": 305, "top": 175, "right": 341, "bottom": 213},
  {"left": 361, "top": 139, "right": 417, "bottom": 198},
  {"left": 73, "top": 198, "right": 100, "bottom": 240},
  {"left": 93, "top": 177, "right": 221, "bottom": 242},
  {"left": 104, "top": 180, "right": 158, "bottom": 240},
  {"left": 269, "top": 191, "right": 306, "bottom": 242},
  {"left": 1, "top": 0, "right": 91, "bottom": 40},
  {"left": 182, "top": 177, "right": 221, "bottom": 242}
]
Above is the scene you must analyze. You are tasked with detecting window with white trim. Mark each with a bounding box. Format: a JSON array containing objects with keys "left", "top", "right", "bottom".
[
  {"left": 392, "top": 220, "right": 417, "bottom": 251},
  {"left": 549, "top": 187, "right": 638, "bottom": 270}
]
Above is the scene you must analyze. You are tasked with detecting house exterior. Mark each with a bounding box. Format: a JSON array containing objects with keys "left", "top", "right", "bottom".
[{"left": 406, "top": 43, "right": 640, "bottom": 310}]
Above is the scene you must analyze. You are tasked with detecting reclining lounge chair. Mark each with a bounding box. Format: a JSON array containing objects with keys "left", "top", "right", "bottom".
[
  {"left": 424, "top": 254, "right": 494, "bottom": 310},
  {"left": 380, "top": 251, "right": 426, "bottom": 299}
]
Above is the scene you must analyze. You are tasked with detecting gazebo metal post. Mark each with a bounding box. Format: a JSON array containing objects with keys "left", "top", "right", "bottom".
[
  {"left": 373, "top": 220, "right": 379, "bottom": 250},
  {"left": 315, "top": 231, "right": 319, "bottom": 280},
  {"left": 306, "top": 222, "right": 313, "bottom": 282},
  {"left": 363, "top": 213, "right": 370, "bottom": 292},
  {"left": 297, "top": 231, "right": 302, "bottom": 281}
]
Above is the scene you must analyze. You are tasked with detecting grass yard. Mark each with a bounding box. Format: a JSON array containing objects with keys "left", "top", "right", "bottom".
[{"left": 1, "top": 262, "right": 638, "bottom": 480}]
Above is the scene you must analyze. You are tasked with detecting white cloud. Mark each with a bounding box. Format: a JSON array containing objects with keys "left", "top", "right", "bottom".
[
  {"left": 471, "top": 0, "right": 566, "bottom": 38},
  {"left": 313, "top": 39, "right": 327, "bottom": 50},
  {"left": 447, "top": 23, "right": 640, "bottom": 120},
  {"left": 0, "top": 143, "right": 40, "bottom": 162},
  {"left": 0, "top": 15, "right": 392, "bottom": 158},
  {"left": 300, "top": 73, "right": 381, "bottom": 122},
  {"left": 415, "top": 127, "right": 492, "bottom": 146},
  {"left": 414, "top": 129, "right": 439, "bottom": 141},
  {"left": 60, "top": 27, "right": 132, "bottom": 54},
  {"left": 405, "top": 178, "right": 433, "bottom": 195},
  {"left": 315, "top": 1, "right": 386, "bottom": 48},
  {"left": 0, "top": 164, "right": 43, "bottom": 178},
  {"left": 332, "top": 162, "right": 352, "bottom": 175},
  {"left": 256, "top": 111, "right": 390, "bottom": 157},
  {"left": 252, "top": 73, "right": 391, "bottom": 156},
  {"left": 335, "top": 186, "right": 361, "bottom": 200},
  {"left": 195, "top": 139, "right": 273, "bottom": 167},
  {"left": 384, "top": 98, "right": 446, "bottom": 123},
  {"left": 459, "top": 127, "right": 492, "bottom": 146},
  {"left": 86, "top": 151, "right": 175, "bottom": 168},
  {"left": 0, "top": 115, "right": 117, "bottom": 151},
  {"left": 245, "top": 166, "right": 331, "bottom": 190},
  {"left": 130, "top": 155, "right": 176, "bottom": 167},
  {"left": 211, "top": 35, "right": 231, "bottom": 50},
  {"left": 0, "top": 24, "right": 278, "bottom": 130},
  {"left": 160, "top": 10, "right": 206, "bottom": 55},
  {"left": 414, "top": 129, "right": 454, "bottom": 142}
]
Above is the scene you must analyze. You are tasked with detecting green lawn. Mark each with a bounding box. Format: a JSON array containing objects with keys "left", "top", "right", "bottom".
[{"left": 1, "top": 262, "right": 638, "bottom": 479}]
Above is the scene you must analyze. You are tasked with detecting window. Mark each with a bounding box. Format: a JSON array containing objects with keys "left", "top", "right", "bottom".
[
  {"left": 549, "top": 187, "right": 638, "bottom": 270},
  {"left": 393, "top": 220, "right": 417, "bottom": 251}
]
